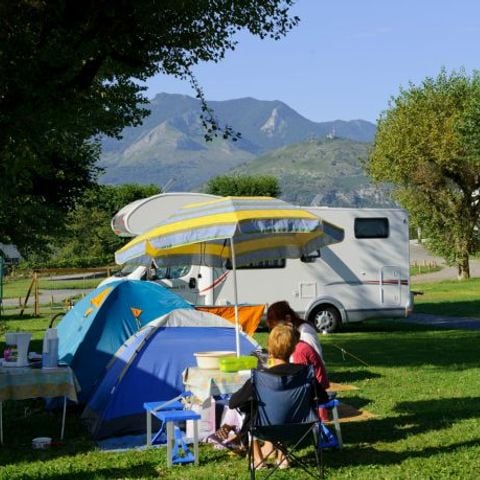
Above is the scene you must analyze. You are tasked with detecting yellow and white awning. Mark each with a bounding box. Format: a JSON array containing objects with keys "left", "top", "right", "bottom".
[{"left": 115, "top": 196, "right": 344, "bottom": 267}]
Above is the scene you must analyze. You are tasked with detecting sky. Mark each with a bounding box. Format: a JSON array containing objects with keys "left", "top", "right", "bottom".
[{"left": 145, "top": 0, "right": 480, "bottom": 124}]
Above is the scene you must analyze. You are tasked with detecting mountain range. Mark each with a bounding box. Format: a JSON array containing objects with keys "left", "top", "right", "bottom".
[
  {"left": 99, "top": 93, "right": 392, "bottom": 206},
  {"left": 232, "top": 138, "right": 394, "bottom": 206}
]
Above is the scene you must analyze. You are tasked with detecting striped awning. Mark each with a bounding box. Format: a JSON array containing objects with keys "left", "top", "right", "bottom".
[{"left": 115, "top": 196, "right": 344, "bottom": 267}]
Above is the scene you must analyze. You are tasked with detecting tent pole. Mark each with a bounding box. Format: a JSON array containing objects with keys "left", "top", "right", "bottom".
[{"left": 229, "top": 238, "right": 241, "bottom": 357}]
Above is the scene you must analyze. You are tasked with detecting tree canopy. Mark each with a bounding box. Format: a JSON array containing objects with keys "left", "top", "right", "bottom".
[
  {"left": 205, "top": 174, "right": 281, "bottom": 197},
  {"left": 368, "top": 69, "right": 480, "bottom": 279},
  {"left": 0, "top": 0, "right": 297, "bottom": 253},
  {"left": 26, "top": 184, "right": 161, "bottom": 268}
]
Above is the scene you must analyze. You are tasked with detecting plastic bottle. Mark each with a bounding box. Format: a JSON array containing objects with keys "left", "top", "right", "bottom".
[
  {"left": 47, "top": 337, "right": 59, "bottom": 367},
  {"left": 42, "top": 328, "right": 59, "bottom": 368}
]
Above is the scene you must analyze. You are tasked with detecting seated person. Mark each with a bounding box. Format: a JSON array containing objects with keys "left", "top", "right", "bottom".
[
  {"left": 291, "top": 333, "right": 331, "bottom": 422},
  {"left": 229, "top": 323, "right": 328, "bottom": 469},
  {"left": 292, "top": 337, "right": 330, "bottom": 390},
  {"left": 267, "top": 300, "right": 324, "bottom": 360},
  {"left": 267, "top": 300, "right": 330, "bottom": 420}
]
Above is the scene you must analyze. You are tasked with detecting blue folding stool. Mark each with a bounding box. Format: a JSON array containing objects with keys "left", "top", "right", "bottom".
[
  {"left": 154, "top": 410, "right": 201, "bottom": 466},
  {"left": 144, "top": 399, "right": 184, "bottom": 446},
  {"left": 318, "top": 396, "right": 343, "bottom": 448},
  {"left": 143, "top": 391, "right": 201, "bottom": 466}
]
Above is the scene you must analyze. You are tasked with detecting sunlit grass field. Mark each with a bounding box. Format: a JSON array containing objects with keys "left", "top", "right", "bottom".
[{"left": 0, "top": 323, "right": 479, "bottom": 478}]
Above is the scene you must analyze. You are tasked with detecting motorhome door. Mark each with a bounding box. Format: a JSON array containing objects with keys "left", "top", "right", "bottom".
[{"left": 379, "top": 265, "right": 402, "bottom": 305}]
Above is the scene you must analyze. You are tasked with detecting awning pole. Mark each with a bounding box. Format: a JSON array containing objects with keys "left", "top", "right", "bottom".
[{"left": 229, "top": 239, "right": 241, "bottom": 357}]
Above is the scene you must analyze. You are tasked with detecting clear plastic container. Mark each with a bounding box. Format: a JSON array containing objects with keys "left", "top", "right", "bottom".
[{"left": 219, "top": 355, "right": 258, "bottom": 372}]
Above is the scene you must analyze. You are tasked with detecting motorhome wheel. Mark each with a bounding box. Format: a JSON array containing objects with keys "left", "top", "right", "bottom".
[{"left": 310, "top": 305, "right": 340, "bottom": 334}]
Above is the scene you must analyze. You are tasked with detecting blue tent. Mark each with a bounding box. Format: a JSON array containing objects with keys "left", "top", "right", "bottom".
[
  {"left": 82, "top": 308, "right": 258, "bottom": 439},
  {"left": 57, "top": 280, "right": 191, "bottom": 403}
]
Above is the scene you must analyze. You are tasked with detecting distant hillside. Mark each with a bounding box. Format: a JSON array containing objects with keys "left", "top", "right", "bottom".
[
  {"left": 228, "top": 138, "right": 395, "bottom": 207},
  {"left": 99, "top": 93, "right": 377, "bottom": 190}
]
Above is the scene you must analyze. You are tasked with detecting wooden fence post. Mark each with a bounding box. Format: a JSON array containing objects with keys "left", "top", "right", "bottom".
[
  {"left": 20, "top": 274, "right": 36, "bottom": 317},
  {"left": 34, "top": 272, "right": 40, "bottom": 317}
]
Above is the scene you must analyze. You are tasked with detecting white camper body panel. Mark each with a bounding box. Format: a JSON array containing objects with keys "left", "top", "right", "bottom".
[
  {"left": 160, "top": 208, "right": 412, "bottom": 332},
  {"left": 111, "top": 192, "right": 219, "bottom": 237}
]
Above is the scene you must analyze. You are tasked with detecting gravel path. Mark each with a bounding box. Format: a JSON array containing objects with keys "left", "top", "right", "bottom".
[{"left": 410, "top": 242, "right": 480, "bottom": 282}]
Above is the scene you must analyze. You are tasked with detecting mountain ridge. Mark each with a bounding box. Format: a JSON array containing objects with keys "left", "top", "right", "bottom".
[
  {"left": 228, "top": 137, "right": 393, "bottom": 207},
  {"left": 99, "top": 93, "right": 382, "bottom": 204}
]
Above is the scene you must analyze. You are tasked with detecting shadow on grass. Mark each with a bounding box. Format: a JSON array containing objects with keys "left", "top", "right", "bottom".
[
  {"left": 339, "top": 319, "right": 433, "bottom": 334},
  {"left": 4, "top": 395, "right": 480, "bottom": 476},
  {"left": 334, "top": 394, "right": 373, "bottom": 411},
  {"left": 4, "top": 464, "right": 161, "bottom": 480},
  {"left": 325, "top": 438, "right": 480, "bottom": 472},
  {"left": 342, "top": 395, "right": 480, "bottom": 445},
  {"left": 0, "top": 401, "right": 94, "bottom": 467},
  {"left": 1, "top": 312, "right": 39, "bottom": 320},
  {"left": 325, "top": 327, "right": 480, "bottom": 368},
  {"left": 2, "top": 428, "right": 233, "bottom": 478},
  {"left": 414, "top": 300, "right": 480, "bottom": 319},
  {"left": 317, "top": 395, "right": 480, "bottom": 472}
]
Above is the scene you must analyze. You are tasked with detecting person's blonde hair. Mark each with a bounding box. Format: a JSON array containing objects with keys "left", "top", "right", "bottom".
[{"left": 267, "top": 323, "right": 300, "bottom": 362}]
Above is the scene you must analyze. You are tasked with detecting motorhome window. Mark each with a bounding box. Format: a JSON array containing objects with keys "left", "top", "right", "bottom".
[
  {"left": 225, "top": 258, "right": 286, "bottom": 270},
  {"left": 155, "top": 267, "right": 170, "bottom": 279},
  {"left": 117, "top": 264, "right": 138, "bottom": 277},
  {"left": 156, "top": 265, "right": 191, "bottom": 279},
  {"left": 169, "top": 265, "right": 191, "bottom": 278},
  {"left": 354, "top": 218, "right": 389, "bottom": 239}
]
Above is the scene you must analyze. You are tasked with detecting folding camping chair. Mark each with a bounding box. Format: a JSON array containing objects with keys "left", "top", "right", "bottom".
[{"left": 248, "top": 366, "right": 324, "bottom": 480}]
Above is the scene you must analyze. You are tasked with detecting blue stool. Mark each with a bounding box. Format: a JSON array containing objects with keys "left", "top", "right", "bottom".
[
  {"left": 155, "top": 410, "right": 201, "bottom": 466},
  {"left": 318, "top": 396, "right": 343, "bottom": 448},
  {"left": 144, "top": 400, "right": 185, "bottom": 446}
]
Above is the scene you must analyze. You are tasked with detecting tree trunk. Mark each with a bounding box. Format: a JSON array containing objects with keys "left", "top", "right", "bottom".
[{"left": 457, "top": 253, "right": 470, "bottom": 280}]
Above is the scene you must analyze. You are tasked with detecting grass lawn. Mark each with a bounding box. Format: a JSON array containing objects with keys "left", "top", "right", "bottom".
[
  {"left": 410, "top": 264, "right": 442, "bottom": 276},
  {"left": 1, "top": 311, "right": 479, "bottom": 479},
  {"left": 412, "top": 277, "right": 480, "bottom": 318}
]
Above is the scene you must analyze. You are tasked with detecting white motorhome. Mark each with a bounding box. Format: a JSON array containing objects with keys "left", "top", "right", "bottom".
[{"left": 105, "top": 195, "right": 413, "bottom": 333}]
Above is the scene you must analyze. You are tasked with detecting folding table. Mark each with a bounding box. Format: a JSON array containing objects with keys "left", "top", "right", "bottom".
[{"left": 0, "top": 365, "right": 79, "bottom": 444}]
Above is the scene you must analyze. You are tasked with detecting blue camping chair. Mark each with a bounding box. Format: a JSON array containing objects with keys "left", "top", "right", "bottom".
[{"left": 248, "top": 366, "right": 324, "bottom": 479}]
